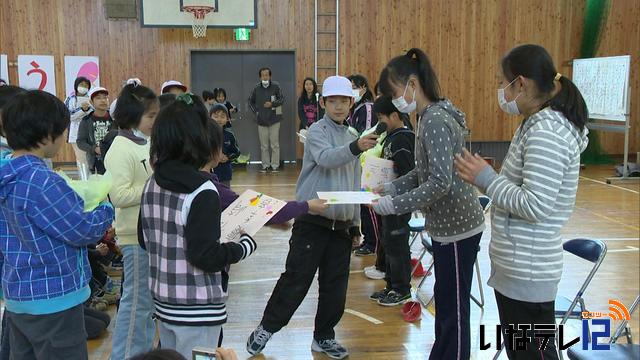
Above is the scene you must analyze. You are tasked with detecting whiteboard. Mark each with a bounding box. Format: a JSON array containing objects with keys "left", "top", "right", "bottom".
[{"left": 572, "top": 55, "right": 630, "bottom": 121}]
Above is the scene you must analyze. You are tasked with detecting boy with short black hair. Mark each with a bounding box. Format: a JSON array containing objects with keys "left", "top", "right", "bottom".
[
  {"left": 0, "top": 90, "right": 114, "bottom": 359},
  {"left": 247, "top": 76, "right": 378, "bottom": 360},
  {"left": 202, "top": 90, "right": 216, "bottom": 112},
  {"left": 368, "top": 96, "right": 415, "bottom": 306},
  {"left": 210, "top": 104, "right": 240, "bottom": 187},
  {"left": 77, "top": 86, "right": 113, "bottom": 174}
]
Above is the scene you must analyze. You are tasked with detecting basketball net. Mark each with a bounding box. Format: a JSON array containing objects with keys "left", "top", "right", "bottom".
[{"left": 183, "top": 6, "right": 213, "bottom": 38}]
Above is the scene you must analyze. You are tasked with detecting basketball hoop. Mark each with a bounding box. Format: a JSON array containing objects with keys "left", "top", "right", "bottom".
[{"left": 183, "top": 5, "right": 213, "bottom": 38}]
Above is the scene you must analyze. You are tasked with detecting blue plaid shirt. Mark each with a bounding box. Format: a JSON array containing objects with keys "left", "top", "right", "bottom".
[{"left": 0, "top": 155, "right": 114, "bottom": 314}]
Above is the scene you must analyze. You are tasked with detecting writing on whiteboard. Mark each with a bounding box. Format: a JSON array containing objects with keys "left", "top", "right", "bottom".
[{"left": 572, "top": 55, "right": 630, "bottom": 121}]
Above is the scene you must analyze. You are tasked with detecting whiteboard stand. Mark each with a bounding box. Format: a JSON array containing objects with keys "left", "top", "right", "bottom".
[
  {"left": 572, "top": 56, "right": 636, "bottom": 184},
  {"left": 588, "top": 115, "right": 637, "bottom": 184}
]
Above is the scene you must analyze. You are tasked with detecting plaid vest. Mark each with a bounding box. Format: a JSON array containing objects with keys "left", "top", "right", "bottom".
[{"left": 141, "top": 176, "right": 228, "bottom": 325}]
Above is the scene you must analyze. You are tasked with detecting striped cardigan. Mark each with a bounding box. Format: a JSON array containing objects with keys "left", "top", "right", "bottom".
[{"left": 475, "top": 108, "right": 588, "bottom": 303}]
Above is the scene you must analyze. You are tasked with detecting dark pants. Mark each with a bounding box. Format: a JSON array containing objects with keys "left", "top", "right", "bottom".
[
  {"left": 1, "top": 313, "right": 10, "bottom": 360},
  {"left": 360, "top": 205, "right": 382, "bottom": 251},
  {"left": 6, "top": 304, "right": 88, "bottom": 360},
  {"left": 375, "top": 239, "right": 386, "bottom": 270},
  {"left": 261, "top": 218, "right": 352, "bottom": 341},
  {"left": 381, "top": 214, "right": 412, "bottom": 294},
  {"left": 93, "top": 158, "right": 105, "bottom": 175},
  {"left": 84, "top": 306, "right": 110, "bottom": 340},
  {"left": 495, "top": 291, "right": 559, "bottom": 360},
  {"left": 429, "top": 232, "right": 482, "bottom": 360}
]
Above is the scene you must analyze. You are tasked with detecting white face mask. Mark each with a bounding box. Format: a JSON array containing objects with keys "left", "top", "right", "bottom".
[
  {"left": 497, "top": 77, "right": 521, "bottom": 115},
  {"left": 392, "top": 81, "right": 417, "bottom": 113},
  {"left": 77, "top": 86, "right": 89, "bottom": 95},
  {"left": 261, "top": 80, "right": 270, "bottom": 88},
  {"left": 352, "top": 89, "right": 362, "bottom": 103}
]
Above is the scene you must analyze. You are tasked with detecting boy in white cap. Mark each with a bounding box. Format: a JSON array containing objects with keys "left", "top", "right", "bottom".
[
  {"left": 160, "top": 80, "right": 187, "bottom": 95},
  {"left": 247, "top": 76, "right": 378, "bottom": 359},
  {"left": 76, "top": 86, "right": 113, "bottom": 174}
]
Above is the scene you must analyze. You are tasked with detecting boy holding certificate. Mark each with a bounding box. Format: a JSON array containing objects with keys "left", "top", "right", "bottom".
[{"left": 247, "top": 76, "right": 378, "bottom": 360}]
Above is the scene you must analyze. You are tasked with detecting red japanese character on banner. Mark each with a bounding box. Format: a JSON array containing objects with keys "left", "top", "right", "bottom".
[
  {"left": 26, "top": 61, "right": 48, "bottom": 90},
  {"left": 18, "top": 55, "right": 56, "bottom": 96}
]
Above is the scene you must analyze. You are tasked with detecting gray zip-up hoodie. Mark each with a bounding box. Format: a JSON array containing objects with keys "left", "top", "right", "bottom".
[
  {"left": 475, "top": 108, "right": 589, "bottom": 303},
  {"left": 295, "top": 115, "right": 361, "bottom": 226},
  {"left": 384, "top": 99, "right": 485, "bottom": 243}
]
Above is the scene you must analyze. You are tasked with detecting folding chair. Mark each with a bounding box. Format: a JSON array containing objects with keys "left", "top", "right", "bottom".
[
  {"left": 567, "top": 294, "right": 639, "bottom": 360},
  {"left": 409, "top": 217, "right": 433, "bottom": 279},
  {"left": 556, "top": 239, "right": 608, "bottom": 341},
  {"left": 409, "top": 215, "right": 427, "bottom": 249},
  {"left": 414, "top": 196, "right": 492, "bottom": 309},
  {"left": 493, "top": 238, "right": 608, "bottom": 360}
]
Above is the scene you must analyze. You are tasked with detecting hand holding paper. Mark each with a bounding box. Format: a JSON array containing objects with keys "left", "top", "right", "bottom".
[
  {"left": 361, "top": 156, "right": 396, "bottom": 192},
  {"left": 220, "top": 190, "right": 286, "bottom": 243}
]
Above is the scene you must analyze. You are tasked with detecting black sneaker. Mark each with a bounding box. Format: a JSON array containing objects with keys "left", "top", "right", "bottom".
[
  {"left": 311, "top": 339, "right": 349, "bottom": 359},
  {"left": 354, "top": 246, "right": 375, "bottom": 256},
  {"left": 377, "top": 290, "right": 411, "bottom": 306},
  {"left": 369, "top": 288, "right": 391, "bottom": 301},
  {"left": 246, "top": 324, "right": 273, "bottom": 356}
]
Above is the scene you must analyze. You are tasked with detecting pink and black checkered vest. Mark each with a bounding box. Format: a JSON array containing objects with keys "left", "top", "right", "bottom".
[{"left": 140, "top": 176, "right": 228, "bottom": 325}]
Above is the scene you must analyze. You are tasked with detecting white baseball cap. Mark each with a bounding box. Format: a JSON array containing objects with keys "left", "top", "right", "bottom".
[
  {"left": 322, "top": 76, "right": 354, "bottom": 98},
  {"left": 161, "top": 80, "right": 187, "bottom": 94},
  {"left": 88, "top": 86, "right": 109, "bottom": 100}
]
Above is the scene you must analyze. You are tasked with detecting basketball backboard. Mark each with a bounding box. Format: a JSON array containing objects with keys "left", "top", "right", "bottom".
[{"left": 140, "top": 0, "right": 257, "bottom": 28}]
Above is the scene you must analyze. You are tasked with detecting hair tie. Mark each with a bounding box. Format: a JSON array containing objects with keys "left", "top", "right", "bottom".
[
  {"left": 554, "top": 73, "right": 562, "bottom": 81},
  {"left": 176, "top": 92, "right": 194, "bottom": 105}
]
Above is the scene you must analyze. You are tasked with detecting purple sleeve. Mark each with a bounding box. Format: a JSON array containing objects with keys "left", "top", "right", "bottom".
[
  {"left": 213, "top": 180, "right": 239, "bottom": 210},
  {"left": 267, "top": 201, "right": 309, "bottom": 225}
]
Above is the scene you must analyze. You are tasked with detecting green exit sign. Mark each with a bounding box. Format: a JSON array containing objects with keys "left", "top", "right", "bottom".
[{"left": 234, "top": 28, "right": 250, "bottom": 41}]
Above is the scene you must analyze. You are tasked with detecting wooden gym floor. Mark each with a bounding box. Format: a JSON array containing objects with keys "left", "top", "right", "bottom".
[{"left": 79, "top": 164, "right": 638, "bottom": 359}]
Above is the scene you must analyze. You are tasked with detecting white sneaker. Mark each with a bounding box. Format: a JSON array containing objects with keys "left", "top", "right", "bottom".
[
  {"left": 365, "top": 268, "right": 385, "bottom": 280},
  {"left": 363, "top": 265, "right": 376, "bottom": 273}
]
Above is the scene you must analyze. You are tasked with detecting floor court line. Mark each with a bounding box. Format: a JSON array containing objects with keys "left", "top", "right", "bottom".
[
  {"left": 344, "top": 309, "right": 384, "bottom": 325},
  {"left": 607, "top": 246, "right": 639, "bottom": 253},
  {"left": 579, "top": 176, "right": 640, "bottom": 195},
  {"left": 575, "top": 206, "right": 640, "bottom": 232}
]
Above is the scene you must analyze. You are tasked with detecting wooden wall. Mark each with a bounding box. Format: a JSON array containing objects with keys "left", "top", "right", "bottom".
[
  {"left": 593, "top": 0, "right": 639, "bottom": 155},
  {"left": 340, "top": 0, "right": 638, "bottom": 156},
  {"left": 0, "top": 0, "right": 637, "bottom": 163},
  {"left": 0, "top": 0, "right": 315, "bottom": 163}
]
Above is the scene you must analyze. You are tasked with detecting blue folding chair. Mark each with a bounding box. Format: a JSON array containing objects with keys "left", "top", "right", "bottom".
[
  {"left": 567, "top": 295, "right": 639, "bottom": 360},
  {"left": 413, "top": 196, "right": 491, "bottom": 308},
  {"left": 493, "top": 238, "right": 608, "bottom": 360},
  {"left": 556, "top": 239, "right": 608, "bottom": 340}
]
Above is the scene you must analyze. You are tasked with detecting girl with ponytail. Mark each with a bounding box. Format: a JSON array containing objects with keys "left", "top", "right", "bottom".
[
  {"left": 104, "top": 82, "right": 159, "bottom": 359},
  {"left": 374, "top": 48, "right": 486, "bottom": 359},
  {"left": 455, "top": 44, "right": 589, "bottom": 359}
]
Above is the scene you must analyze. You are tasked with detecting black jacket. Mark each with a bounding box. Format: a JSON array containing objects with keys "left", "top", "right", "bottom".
[
  {"left": 76, "top": 111, "right": 114, "bottom": 169},
  {"left": 348, "top": 101, "right": 377, "bottom": 134},
  {"left": 382, "top": 127, "right": 415, "bottom": 178},
  {"left": 248, "top": 81, "right": 284, "bottom": 126},
  {"left": 137, "top": 160, "right": 256, "bottom": 273},
  {"left": 297, "top": 94, "right": 324, "bottom": 129}
]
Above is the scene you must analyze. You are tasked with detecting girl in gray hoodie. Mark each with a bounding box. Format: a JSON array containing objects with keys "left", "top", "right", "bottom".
[
  {"left": 373, "top": 48, "right": 485, "bottom": 360},
  {"left": 455, "top": 44, "right": 589, "bottom": 359}
]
